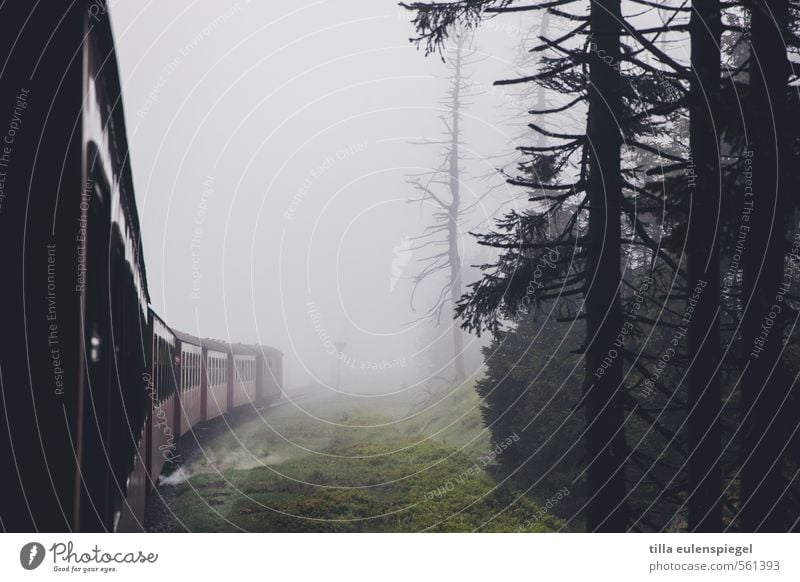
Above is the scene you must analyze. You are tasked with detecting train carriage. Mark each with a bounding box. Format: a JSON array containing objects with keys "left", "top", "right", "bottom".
[
  {"left": 246, "top": 344, "right": 285, "bottom": 405},
  {"left": 173, "top": 331, "right": 204, "bottom": 435},
  {"left": 231, "top": 344, "right": 258, "bottom": 409},
  {"left": 260, "top": 346, "right": 285, "bottom": 404},
  {"left": 147, "top": 313, "right": 179, "bottom": 493},
  {"left": 202, "top": 339, "right": 232, "bottom": 421}
]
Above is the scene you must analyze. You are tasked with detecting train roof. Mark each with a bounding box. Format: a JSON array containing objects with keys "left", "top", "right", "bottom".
[
  {"left": 229, "top": 342, "right": 258, "bottom": 356},
  {"left": 152, "top": 322, "right": 283, "bottom": 358},
  {"left": 250, "top": 344, "right": 284, "bottom": 357},
  {"left": 201, "top": 338, "right": 231, "bottom": 354},
  {"left": 148, "top": 308, "right": 174, "bottom": 333},
  {"left": 231, "top": 343, "right": 284, "bottom": 358},
  {"left": 93, "top": 6, "right": 151, "bottom": 305},
  {"left": 202, "top": 340, "right": 283, "bottom": 358},
  {"left": 172, "top": 328, "right": 203, "bottom": 346}
]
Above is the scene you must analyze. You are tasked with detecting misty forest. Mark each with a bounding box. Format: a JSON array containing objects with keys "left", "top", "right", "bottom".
[{"left": 116, "top": 0, "right": 800, "bottom": 533}]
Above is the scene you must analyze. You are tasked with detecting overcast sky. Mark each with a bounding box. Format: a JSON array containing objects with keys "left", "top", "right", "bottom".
[{"left": 111, "top": 0, "right": 534, "bottom": 391}]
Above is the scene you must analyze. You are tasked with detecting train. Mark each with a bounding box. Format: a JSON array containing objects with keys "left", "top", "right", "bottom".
[{"left": 0, "top": 1, "right": 283, "bottom": 532}]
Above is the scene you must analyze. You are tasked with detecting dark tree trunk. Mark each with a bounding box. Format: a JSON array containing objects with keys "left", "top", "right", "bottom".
[
  {"left": 583, "top": 0, "right": 627, "bottom": 532},
  {"left": 686, "top": 0, "right": 723, "bottom": 532},
  {"left": 740, "top": 0, "right": 791, "bottom": 532}
]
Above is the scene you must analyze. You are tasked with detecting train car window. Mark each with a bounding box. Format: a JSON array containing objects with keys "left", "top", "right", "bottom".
[
  {"left": 154, "top": 337, "right": 160, "bottom": 401},
  {"left": 157, "top": 337, "right": 162, "bottom": 401},
  {"left": 153, "top": 337, "right": 159, "bottom": 401},
  {"left": 160, "top": 338, "right": 165, "bottom": 399}
]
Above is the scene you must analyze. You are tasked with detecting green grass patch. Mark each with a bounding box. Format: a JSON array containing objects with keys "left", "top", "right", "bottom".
[{"left": 169, "top": 386, "right": 566, "bottom": 532}]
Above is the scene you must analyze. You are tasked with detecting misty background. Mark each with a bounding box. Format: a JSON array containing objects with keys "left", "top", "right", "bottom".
[{"left": 111, "top": 0, "right": 533, "bottom": 394}]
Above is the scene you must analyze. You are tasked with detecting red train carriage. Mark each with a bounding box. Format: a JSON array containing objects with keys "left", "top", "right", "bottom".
[
  {"left": 244, "top": 344, "right": 285, "bottom": 405},
  {"left": 173, "top": 331, "right": 204, "bottom": 436},
  {"left": 231, "top": 344, "right": 258, "bottom": 409},
  {"left": 202, "top": 339, "right": 232, "bottom": 421},
  {"left": 259, "top": 346, "right": 285, "bottom": 404},
  {"left": 146, "top": 313, "right": 178, "bottom": 494}
]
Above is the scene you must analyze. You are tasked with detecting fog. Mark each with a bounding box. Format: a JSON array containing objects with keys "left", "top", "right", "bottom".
[{"left": 112, "top": 0, "right": 532, "bottom": 394}]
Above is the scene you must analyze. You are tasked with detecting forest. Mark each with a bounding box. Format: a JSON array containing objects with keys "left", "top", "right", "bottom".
[{"left": 395, "top": 0, "right": 800, "bottom": 532}]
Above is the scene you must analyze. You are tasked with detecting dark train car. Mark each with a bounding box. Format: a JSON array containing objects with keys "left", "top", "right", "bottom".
[
  {"left": 0, "top": 2, "right": 151, "bottom": 532},
  {"left": 173, "top": 330, "right": 204, "bottom": 436},
  {"left": 0, "top": 1, "right": 286, "bottom": 532},
  {"left": 146, "top": 312, "right": 178, "bottom": 492}
]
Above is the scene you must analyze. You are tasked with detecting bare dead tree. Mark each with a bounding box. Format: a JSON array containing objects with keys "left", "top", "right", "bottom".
[{"left": 408, "top": 31, "right": 485, "bottom": 382}]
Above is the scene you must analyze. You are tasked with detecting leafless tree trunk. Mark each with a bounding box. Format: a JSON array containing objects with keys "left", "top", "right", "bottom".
[
  {"left": 447, "top": 35, "right": 467, "bottom": 381},
  {"left": 409, "top": 33, "right": 478, "bottom": 382}
]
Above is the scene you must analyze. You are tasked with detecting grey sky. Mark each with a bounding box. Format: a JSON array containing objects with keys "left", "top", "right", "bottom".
[{"left": 111, "top": 0, "right": 530, "bottom": 391}]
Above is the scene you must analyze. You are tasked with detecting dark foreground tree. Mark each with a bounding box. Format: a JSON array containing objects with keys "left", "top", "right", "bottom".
[
  {"left": 739, "top": 0, "right": 793, "bottom": 532},
  {"left": 580, "top": 0, "right": 628, "bottom": 532},
  {"left": 685, "top": 0, "right": 723, "bottom": 532}
]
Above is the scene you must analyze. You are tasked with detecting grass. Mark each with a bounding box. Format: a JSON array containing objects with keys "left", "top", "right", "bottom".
[{"left": 165, "top": 383, "right": 566, "bottom": 532}]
